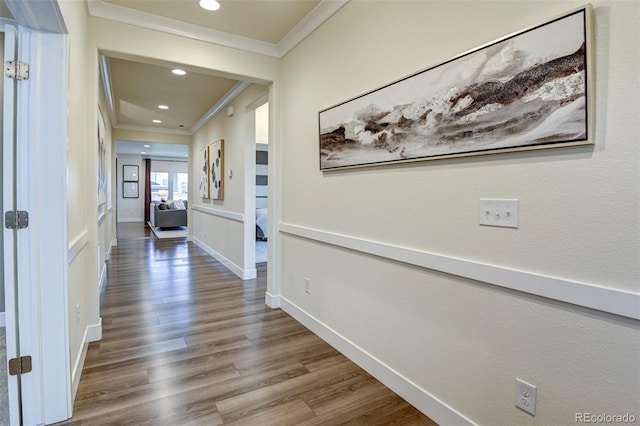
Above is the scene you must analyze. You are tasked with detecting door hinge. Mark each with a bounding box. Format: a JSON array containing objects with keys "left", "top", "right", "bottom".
[
  {"left": 5, "top": 60, "right": 29, "bottom": 80},
  {"left": 4, "top": 210, "right": 29, "bottom": 229},
  {"left": 8, "top": 356, "right": 32, "bottom": 376}
]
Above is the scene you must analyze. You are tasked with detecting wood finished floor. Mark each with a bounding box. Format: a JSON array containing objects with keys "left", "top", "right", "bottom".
[{"left": 57, "top": 223, "right": 436, "bottom": 425}]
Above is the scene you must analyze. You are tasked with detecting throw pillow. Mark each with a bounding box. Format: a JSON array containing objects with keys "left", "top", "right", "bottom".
[
  {"left": 158, "top": 203, "right": 167, "bottom": 210},
  {"left": 172, "top": 200, "right": 186, "bottom": 210}
]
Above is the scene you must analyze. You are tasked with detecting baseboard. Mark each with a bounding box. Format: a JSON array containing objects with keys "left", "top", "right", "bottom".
[
  {"left": 106, "top": 239, "right": 115, "bottom": 260},
  {"left": 0, "top": 312, "right": 5, "bottom": 327},
  {"left": 265, "top": 292, "right": 281, "bottom": 309},
  {"left": 279, "top": 296, "right": 475, "bottom": 426},
  {"left": 192, "top": 237, "right": 257, "bottom": 280},
  {"left": 71, "top": 338, "right": 88, "bottom": 402},
  {"left": 71, "top": 318, "right": 101, "bottom": 401},
  {"left": 99, "top": 263, "right": 107, "bottom": 293},
  {"left": 117, "top": 218, "right": 144, "bottom": 223}
]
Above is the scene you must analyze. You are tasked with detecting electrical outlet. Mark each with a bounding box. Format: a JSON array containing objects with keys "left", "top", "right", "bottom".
[
  {"left": 304, "top": 277, "right": 311, "bottom": 294},
  {"left": 516, "top": 378, "right": 537, "bottom": 415},
  {"left": 75, "top": 303, "right": 81, "bottom": 323}
]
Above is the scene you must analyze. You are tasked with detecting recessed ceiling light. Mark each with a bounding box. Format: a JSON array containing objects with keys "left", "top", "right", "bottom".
[
  {"left": 144, "top": 144, "right": 151, "bottom": 148},
  {"left": 171, "top": 69, "right": 186, "bottom": 76},
  {"left": 141, "top": 151, "right": 147, "bottom": 154},
  {"left": 199, "top": 0, "right": 220, "bottom": 11},
  {"left": 153, "top": 119, "right": 162, "bottom": 123},
  {"left": 158, "top": 105, "right": 169, "bottom": 110}
]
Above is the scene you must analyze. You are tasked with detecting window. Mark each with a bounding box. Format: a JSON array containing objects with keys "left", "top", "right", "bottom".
[
  {"left": 150, "top": 172, "right": 169, "bottom": 201},
  {"left": 173, "top": 173, "right": 189, "bottom": 201}
]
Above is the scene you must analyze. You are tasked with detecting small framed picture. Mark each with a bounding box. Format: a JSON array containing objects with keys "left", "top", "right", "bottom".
[
  {"left": 123, "top": 182, "right": 138, "bottom": 198},
  {"left": 123, "top": 165, "right": 139, "bottom": 182}
]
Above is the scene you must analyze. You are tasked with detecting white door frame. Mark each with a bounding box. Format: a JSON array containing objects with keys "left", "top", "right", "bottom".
[
  {"left": 18, "top": 26, "right": 71, "bottom": 425},
  {"left": 3, "top": 22, "right": 21, "bottom": 426},
  {"left": 243, "top": 93, "right": 269, "bottom": 275},
  {"left": 3, "top": 4, "right": 70, "bottom": 424}
]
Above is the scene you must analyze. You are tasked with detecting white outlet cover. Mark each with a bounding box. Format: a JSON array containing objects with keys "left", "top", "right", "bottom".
[
  {"left": 516, "top": 378, "right": 537, "bottom": 415},
  {"left": 480, "top": 199, "right": 519, "bottom": 228}
]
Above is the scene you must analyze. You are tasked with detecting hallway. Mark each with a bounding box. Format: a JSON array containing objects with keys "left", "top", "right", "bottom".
[{"left": 59, "top": 223, "right": 435, "bottom": 425}]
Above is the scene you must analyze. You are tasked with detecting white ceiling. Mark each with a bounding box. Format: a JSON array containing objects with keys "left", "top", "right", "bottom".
[{"left": 102, "top": 0, "right": 347, "bottom": 158}]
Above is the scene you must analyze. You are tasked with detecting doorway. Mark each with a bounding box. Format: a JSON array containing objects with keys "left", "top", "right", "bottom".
[{"left": 255, "top": 102, "right": 269, "bottom": 264}]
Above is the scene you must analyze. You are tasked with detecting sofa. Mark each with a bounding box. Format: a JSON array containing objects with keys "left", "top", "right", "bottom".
[{"left": 150, "top": 200, "right": 188, "bottom": 228}]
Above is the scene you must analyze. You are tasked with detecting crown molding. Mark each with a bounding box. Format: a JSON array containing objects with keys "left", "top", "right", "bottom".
[
  {"left": 190, "top": 81, "right": 250, "bottom": 134},
  {"left": 112, "top": 123, "right": 192, "bottom": 136},
  {"left": 87, "top": 0, "right": 348, "bottom": 58},
  {"left": 277, "top": 0, "right": 348, "bottom": 56}
]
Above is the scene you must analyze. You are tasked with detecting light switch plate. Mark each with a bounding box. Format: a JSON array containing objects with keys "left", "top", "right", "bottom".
[{"left": 480, "top": 199, "right": 519, "bottom": 228}]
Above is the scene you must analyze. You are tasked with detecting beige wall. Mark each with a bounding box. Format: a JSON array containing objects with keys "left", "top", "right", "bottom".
[
  {"left": 58, "top": 0, "right": 98, "bottom": 387},
  {"left": 57, "top": 0, "right": 639, "bottom": 423},
  {"left": 277, "top": 1, "right": 639, "bottom": 424},
  {"left": 191, "top": 83, "right": 268, "bottom": 271}
]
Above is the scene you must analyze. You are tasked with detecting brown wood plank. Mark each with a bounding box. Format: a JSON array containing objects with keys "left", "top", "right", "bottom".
[{"left": 55, "top": 223, "right": 437, "bottom": 425}]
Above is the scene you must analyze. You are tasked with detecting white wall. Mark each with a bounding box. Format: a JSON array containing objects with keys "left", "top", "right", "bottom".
[
  {"left": 191, "top": 83, "right": 268, "bottom": 278},
  {"left": 115, "top": 154, "right": 145, "bottom": 222},
  {"left": 276, "top": 1, "right": 639, "bottom": 425}
]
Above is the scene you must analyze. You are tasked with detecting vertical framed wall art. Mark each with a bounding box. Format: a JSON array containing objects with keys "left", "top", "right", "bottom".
[
  {"left": 123, "top": 182, "right": 138, "bottom": 198},
  {"left": 319, "top": 5, "right": 593, "bottom": 170},
  {"left": 209, "top": 139, "right": 225, "bottom": 200},
  {"left": 199, "top": 146, "right": 209, "bottom": 198},
  {"left": 123, "top": 165, "right": 139, "bottom": 181},
  {"left": 97, "top": 106, "right": 107, "bottom": 204}
]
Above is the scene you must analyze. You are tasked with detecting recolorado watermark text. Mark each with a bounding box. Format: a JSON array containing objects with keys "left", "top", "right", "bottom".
[{"left": 576, "top": 413, "right": 637, "bottom": 423}]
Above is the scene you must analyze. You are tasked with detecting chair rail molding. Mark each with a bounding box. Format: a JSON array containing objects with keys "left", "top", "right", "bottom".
[{"left": 279, "top": 223, "right": 640, "bottom": 320}]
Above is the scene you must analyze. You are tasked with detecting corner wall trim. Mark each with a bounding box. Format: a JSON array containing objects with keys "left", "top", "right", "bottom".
[
  {"left": 192, "top": 237, "right": 256, "bottom": 280},
  {"left": 192, "top": 205, "right": 244, "bottom": 222},
  {"left": 279, "top": 223, "right": 640, "bottom": 320},
  {"left": 87, "top": 318, "right": 102, "bottom": 342},
  {"left": 265, "top": 292, "right": 281, "bottom": 309},
  {"left": 280, "top": 296, "right": 474, "bottom": 426},
  {"left": 68, "top": 230, "right": 89, "bottom": 264}
]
